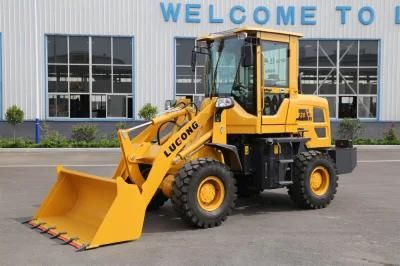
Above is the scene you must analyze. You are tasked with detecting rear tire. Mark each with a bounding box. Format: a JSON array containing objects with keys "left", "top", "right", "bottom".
[
  {"left": 288, "top": 150, "right": 337, "bottom": 209},
  {"left": 171, "top": 158, "right": 237, "bottom": 228}
]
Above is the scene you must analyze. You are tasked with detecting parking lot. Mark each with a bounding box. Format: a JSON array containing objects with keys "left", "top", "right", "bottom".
[{"left": 0, "top": 148, "right": 399, "bottom": 266}]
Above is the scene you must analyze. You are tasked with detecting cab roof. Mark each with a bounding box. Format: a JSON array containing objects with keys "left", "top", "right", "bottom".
[{"left": 198, "top": 27, "right": 303, "bottom": 41}]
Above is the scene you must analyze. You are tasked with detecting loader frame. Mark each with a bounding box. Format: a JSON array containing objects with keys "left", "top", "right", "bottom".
[{"left": 26, "top": 27, "right": 357, "bottom": 251}]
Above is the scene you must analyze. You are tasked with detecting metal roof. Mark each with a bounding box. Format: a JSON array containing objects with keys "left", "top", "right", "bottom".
[{"left": 198, "top": 27, "right": 303, "bottom": 41}]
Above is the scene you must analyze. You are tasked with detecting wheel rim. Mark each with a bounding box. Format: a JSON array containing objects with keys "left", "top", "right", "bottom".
[
  {"left": 197, "top": 176, "right": 225, "bottom": 211},
  {"left": 309, "top": 166, "right": 330, "bottom": 196}
]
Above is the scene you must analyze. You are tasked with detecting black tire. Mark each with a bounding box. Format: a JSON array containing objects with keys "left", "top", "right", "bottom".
[
  {"left": 147, "top": 190, "right": 168, "bottom": 211},
  {"left": 171, "top": 158, "right": 237, "bottom": 228},
  {"left": 134, "top": 165, "right": 168, "bottom": 211},
  {"left": 288, "top": 150, "right": 338, "bottom": 209}
]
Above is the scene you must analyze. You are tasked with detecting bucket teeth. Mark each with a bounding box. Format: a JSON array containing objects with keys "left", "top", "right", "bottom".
[
  {"left": 62, "top": 237, "right": 79, "bottom": 245},
  {"left": 76, "top": 244, "right": 88, "bottom": 252},
  {"left": 31, "top": 222, "right": 45, "bottom": 229},
  {"left": 40, "top": 227, "right": 56, "bottom": 234},
  {"left": 50, "top": 232, "right": 67, "bottom": 239},
  {"left": 21, "top": 218, "right": 34, "bottom": 224}
]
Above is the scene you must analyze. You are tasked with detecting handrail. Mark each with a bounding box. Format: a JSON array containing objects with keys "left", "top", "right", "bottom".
[
  {"left": 122, "top": 104, "right": 191, "bottom": 134},
  {"left": 124, "top": 121, "right": 153, "bottom": 133},
  {"left": 158, "top": 105, "right": 186, "bottom": 115}
]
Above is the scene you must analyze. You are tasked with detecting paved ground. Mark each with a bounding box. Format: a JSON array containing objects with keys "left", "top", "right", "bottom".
[{"left": 0, "top": 149, "right": 399, "bottom": 266}]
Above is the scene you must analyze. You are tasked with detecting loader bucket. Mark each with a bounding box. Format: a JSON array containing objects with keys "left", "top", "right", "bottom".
[{"left": 28, "top": 166, "right": 147, "bottom": 250}]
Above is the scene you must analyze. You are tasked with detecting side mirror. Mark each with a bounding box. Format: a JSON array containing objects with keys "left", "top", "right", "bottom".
[
  {"left": 298, "top": 72, "right": 304, "bottom": 94},
  {"left": 241, "top": 45, "right": 254, "bottom": 67},
  {"left": 165, "top": 99, "right": 177, "bottom": 110},
  {"left": 191, "top": 50, "right": 197, "bottom": 72}
]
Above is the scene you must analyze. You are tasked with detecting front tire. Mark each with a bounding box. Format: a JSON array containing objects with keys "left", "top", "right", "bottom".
[
  {"left": 288, "top": 151, "right": 337, "bottom": 209},
  {"left": 139, "top": 165, "right": 168, "bottom": 211},
  {"left": 171, "top": 158, "right": 237, "bottom": 228}
]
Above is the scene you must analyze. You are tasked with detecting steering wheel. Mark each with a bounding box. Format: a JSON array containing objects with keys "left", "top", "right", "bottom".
[{"left": 232, "top": 83, "right": 249, "bottom": 98}]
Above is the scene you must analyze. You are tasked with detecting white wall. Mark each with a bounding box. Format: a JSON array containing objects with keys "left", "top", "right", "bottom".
[{"left": 0, "top": 0, "right": 399, "bottom": 120}]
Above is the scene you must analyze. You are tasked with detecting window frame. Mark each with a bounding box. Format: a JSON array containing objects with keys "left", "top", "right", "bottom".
[
  {"left": 45, "top": 34, "right": 136, "bottom": 121},
  {"left": 0, "top": 33, "right": 3, "bottom": 120},
  {"left": 261, "top": 40, "right": 290, "bottom": 88},
  {"left": 299, "top": 39, "right": 380, "bottom": 121},
  {"left": 174, "top": 37, "right": 205, "bottom": 102}
]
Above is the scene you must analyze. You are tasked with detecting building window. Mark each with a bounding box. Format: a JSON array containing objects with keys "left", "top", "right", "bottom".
[
  {"left": 299, "top": 40, "right": 378, "bottom": 119},
  {"left": 47, "top": 35, "right": 134, "bottom": 119},
  {"left": 175, "top": 38, "right": 205, "bottom": 104}
]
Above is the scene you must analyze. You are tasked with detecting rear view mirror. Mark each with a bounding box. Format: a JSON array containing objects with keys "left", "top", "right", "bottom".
[
  {"left": 298, "top": 72, "right": 304, "bottom": 94},
  {"left": 241, "top": 45, "right": 254, "bottom": 67},
  {"left": 191, "top": 50, "right": 197, "bottom": 72},
  {"left": 165, "top": 99, "right": 177, "bottom": 110}
]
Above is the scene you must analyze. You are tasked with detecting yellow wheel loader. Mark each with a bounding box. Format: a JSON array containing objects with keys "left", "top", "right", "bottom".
[{"left": 25, "top": 27, "right": 357, "bottom": 250}]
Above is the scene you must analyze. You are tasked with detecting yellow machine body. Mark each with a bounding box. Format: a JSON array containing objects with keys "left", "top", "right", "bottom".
[
  {"left": 213, "top": 27, "right": 332, "bottom": 148},
  {"left": 28, "top": 27, "right": 337, "bottom": 250}
]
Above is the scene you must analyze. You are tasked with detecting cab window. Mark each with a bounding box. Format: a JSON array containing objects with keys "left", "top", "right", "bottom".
[
  {"left": 313, "top": 107, "right": 325, "bottom": 123},
  {"left": 264, "top": 93, "right": 286, "bottom": 116},
  {"left": 261, "top": 41, "right": 289, "bottom": 88}
]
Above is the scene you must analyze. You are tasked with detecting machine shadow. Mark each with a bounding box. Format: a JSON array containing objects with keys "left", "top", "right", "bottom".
[
  {"left": 233, "top": 191, "right": 299, "bottom": 216},
  {"left": 143, "top": 190, "right": 299, "bottom": 234},
  {"left": 18, "top": 192, "right": 299, "bottom": 236},
  {"left": 142, "top": 204, "right": 193, "bottom": 234}
]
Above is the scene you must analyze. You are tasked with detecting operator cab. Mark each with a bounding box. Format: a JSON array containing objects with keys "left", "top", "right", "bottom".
[
  {"left": 193, "top": 27, "right": 303, "bottom": 118},
  {"left": 191, "top": 27, "right": 332, "bottom": 149}
]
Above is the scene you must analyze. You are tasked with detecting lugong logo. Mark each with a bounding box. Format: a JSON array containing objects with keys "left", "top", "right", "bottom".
[{"left": 163, "top": 121, "right": 199, "bottom": 158}]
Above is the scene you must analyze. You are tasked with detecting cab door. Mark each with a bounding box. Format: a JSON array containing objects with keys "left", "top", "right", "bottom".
[{"left": 259, "top": 34, "right": 291, "bottom": 133}]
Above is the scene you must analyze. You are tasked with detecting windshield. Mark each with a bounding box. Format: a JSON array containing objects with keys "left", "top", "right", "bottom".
[
  {"left": 205, "top": 38, "right": 243, "bottom": 96},
  {"left": 204, "top": 37, "right": 256, "bottom": 114}
]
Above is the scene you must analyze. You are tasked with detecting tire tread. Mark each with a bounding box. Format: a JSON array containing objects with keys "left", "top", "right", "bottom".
[
  {"left": 288, "top": 151, "right": 338, "bottom": 209},
  {"left": 171, "top": 158, "right": 237, "bottom": 228}
]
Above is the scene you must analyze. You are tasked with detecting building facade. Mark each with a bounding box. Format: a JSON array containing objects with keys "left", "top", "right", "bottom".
[{"left": 0, "top": 0, "right": 399, "bottom": 137}]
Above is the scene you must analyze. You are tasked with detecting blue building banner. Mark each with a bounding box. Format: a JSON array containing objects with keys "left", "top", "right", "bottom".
[{"left": 159, "top": 2, "right": 400, "bottom": 26}]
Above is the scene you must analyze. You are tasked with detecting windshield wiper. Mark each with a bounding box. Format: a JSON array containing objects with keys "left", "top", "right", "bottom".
[
  {"left": 232, "top": 52, "right": 244, "bottom": 90},
  {"left": 211, "top": 40, "right": 224, "bottom": 96}
]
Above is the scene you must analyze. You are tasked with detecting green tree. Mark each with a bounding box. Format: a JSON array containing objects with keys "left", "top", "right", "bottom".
[
  {"left": 71, "top": 124, "right": 98, "bottom": 142},
  {"left": 337, "top": 119, "right": 362, "bottom": 140},
  {"left": 5, "top": 105, "right": 24, "bottom": 143},
  {"left": 138, "top": 103, "right": 158, "bottom": 120},
  {"left": 383, "top": 123, "right": 398, "bottom": 142}
]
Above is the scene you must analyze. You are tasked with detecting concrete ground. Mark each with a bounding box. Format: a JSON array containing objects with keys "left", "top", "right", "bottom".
[{"left": 0, "top": 149, "right": 399, "bottom": 266}]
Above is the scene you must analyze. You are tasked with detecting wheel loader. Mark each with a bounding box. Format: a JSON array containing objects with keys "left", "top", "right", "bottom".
[{"left": 25, "top": 27, "right": 357, "bottom": 250}]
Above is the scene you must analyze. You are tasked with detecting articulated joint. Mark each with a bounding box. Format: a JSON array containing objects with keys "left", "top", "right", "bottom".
[{"left": 160, "top": 175, "right": 175, "bottom": 198}]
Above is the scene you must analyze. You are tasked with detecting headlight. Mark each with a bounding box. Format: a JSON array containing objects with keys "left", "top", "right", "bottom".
[{"left": 216, "top": 97, "right": 234, "bottom": 109}]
